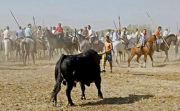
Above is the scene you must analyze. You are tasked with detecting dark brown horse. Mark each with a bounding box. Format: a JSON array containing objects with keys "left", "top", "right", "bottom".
[
  {"left": 156, "top": 34, "right": 177, "bottom": 62},
  {"left": 128, "top": 35, "right": 157, "bottom": 67}
]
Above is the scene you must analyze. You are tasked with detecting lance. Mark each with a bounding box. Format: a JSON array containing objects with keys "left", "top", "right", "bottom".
[
  {"left": 146, "top": 11, "right": 169, "bottom": 49},
  {"left": 33, "top": 16, "right": 36, "bottom": 26},
  {"left": 113, "top": 20, "right": 118, "bottom": 30},
  {"left": 118, "top": 16, "right": 121, "bottom": 35},
  {"left": 9, "top": 10, "right": 20, "bottom": 28}
]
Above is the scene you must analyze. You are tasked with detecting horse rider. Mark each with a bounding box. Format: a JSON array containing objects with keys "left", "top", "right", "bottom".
[
  {"left": 52, "top": 26, "right": 56, "bottom": 34},
  {"left": 3, "top": 26, "right": 13, "bottom": 49},
  {"left": 138, "top": 29, "right": 147, "bottom": 53},
  {"left": 16, "top": 26, "right": 25, "bottom": 40},
  {"left": 155, "top": 26, "right": 162, "bottom": 52},
  {"left": 36, "top": 26, "right": 44, "bottom": 39},
  {"left": 82, "top": 26, "right": 88, "bottom": 37},
  {"left": 78, "top": 29, "right": 83, "bottom": 36},
  {"left": 135, "top": 28, "right": 140, "bottom": 44},
  {"left": 111, "top": 29, "right": 119, "bottom": 42},
  {"left": 87, "top": 25, "right": 97, "bottom": 44},
  {"left": 102, "top": 35, "right": 113, "bottom": 73},
  {"left": 54, "top": 23, "right": 64, "bottom": 38},
  {"left": 163, "top": 28, "right": 169, "bottom": 38},
  {"left": 24, "top": 24, "right": 37, "bottom": 53}
]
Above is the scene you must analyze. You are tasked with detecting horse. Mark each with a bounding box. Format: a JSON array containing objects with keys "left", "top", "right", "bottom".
[
  {"left": 77, "top": 34, "right": 104, "bottom": 52},
  {"left": 128, "top": 35, "right": 157, "bottom": 68},
  {"left": 43, "top": 29, "right": 78, "bottom": 60},
  {"left": 21, "top": 38, "right": 35, "bottom": 65},
  {"left": 113, "top": 35, "right": 138, "bottom": 65},
  {"left": 156, "top": 34, "right": 177, "bottom": 62}
]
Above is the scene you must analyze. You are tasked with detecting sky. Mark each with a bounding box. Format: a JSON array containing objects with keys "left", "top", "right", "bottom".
[{"left": 0, "top": 0, "right": 180, "bottom": 32}]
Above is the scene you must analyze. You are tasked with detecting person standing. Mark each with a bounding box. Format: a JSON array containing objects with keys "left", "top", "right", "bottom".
[
  {"left": 3, "top": 26, "right": 13, "bottom": 48},
  {"left": 102, "top": 35, "right": 113, "bottom": 73}
]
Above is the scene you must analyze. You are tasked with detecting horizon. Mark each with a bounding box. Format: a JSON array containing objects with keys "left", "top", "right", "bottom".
[{"left": 0, "top": 0, "right": 180, "bottom": 33}]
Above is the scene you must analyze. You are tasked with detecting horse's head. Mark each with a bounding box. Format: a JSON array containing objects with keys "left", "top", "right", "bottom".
[{"left": 148, "top": 35, "right": 157, "bottom": 44}]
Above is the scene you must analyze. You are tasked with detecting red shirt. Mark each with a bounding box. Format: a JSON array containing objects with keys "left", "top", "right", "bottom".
[{"left": 55, "top": 26, "right": 63, "bottom": 33}]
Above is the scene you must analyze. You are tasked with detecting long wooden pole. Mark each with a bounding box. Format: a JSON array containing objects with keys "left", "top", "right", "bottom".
[{"left": 9, "top": 10, "right": 20, "bottom": 28}]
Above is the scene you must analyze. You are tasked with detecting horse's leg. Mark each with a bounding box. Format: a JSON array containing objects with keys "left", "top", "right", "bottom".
[
  {"left": 136, "top": 54, "right": 141, "bottom": 67},
  {"left": 143, "top": 54, "right": 147, "bottom": 68},
  {"left": 164, "top": 51, "right": 169, "bottom": 62},
  {"left": 31, "top": 52, "right": 35, "bottom": 64},
  {"left": 149, "top": 54, "right": 154, "bottom": 67},
  {"left": 128, "top": 53, "right": 135, "bottom": 67}
]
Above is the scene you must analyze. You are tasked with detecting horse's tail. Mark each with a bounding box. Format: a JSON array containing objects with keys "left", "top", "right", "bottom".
[{"left": 50, "top": 54, "right": 66, "bottom": 105}]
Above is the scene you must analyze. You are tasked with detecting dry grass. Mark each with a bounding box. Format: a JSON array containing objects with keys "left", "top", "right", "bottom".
[{"left": 0, "top": 49, "right": 180, "bottom": 111}]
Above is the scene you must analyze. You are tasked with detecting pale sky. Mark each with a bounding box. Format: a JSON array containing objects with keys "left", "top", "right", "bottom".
[{"left": 0, "top": 0, "right": 180, "bottom": 32}]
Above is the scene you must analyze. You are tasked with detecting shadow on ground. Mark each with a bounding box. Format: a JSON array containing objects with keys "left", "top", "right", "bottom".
[{"left": 81, "top": 94, "right": 154, "bottom": 106}]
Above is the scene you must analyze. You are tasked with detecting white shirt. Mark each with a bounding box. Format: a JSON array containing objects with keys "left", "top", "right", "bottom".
[
  {"left": 52, "top": 30, "right": 55, "bottom": 34},
  {"left": 88, "top": 29, "right": 96, "bottom": 37},
  {"left": 78, "top": 30, "right": 82, "bottom": 35},
  {"left": 163, "top": 30, "right": 169, "bottom": 37},
  {"left": 3, "top": 29, "right": 10, "bottom": 39}
]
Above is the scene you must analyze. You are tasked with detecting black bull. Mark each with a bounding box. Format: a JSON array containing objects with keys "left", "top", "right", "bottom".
[{"left": 51, "top": 49, "right": 103, "bottom": 106}]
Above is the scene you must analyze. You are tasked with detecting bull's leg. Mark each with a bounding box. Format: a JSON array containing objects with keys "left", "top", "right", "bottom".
[
  {"left": 66, "top": 81, "right": 74, "bottom": 106},
  {"left": 51, "top": 75, "right": 63, "bottom": 106},
  {"left": 95, "top": 77, "right": 103, "bottom": 99},
  {"left": 80, "top": 82, "right": 86, "bottom": 100}
]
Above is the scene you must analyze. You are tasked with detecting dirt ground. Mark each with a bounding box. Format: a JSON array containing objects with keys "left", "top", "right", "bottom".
[{"left": 0, "top": 49, "right": 180, "bottom": 111}]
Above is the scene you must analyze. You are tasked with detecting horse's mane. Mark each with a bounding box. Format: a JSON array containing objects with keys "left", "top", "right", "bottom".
[{"left": 165, "top": 34, "right": 176, "bottom": 40}]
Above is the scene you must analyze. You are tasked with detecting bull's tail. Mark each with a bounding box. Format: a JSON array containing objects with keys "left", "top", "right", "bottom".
[{"left": 50, "top": 54, "right": 66, "bottom": 106}]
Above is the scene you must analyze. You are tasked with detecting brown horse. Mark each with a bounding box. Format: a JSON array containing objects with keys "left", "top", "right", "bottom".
[{"left": 128, "top": 35, "right": 157, "bottom": 67}]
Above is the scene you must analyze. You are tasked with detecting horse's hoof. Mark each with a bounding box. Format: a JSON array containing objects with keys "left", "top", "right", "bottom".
[{"left": 68, "top": 103, "right": 75, "bottom": 106}]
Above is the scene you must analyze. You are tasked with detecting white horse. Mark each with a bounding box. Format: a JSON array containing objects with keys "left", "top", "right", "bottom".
[
  {"left": 21, "top": 38, "right": 35, "bottom": 65},
  {"left": 3, "top": 38, "right": 12, "bottom": 61},
  {"left": 113, "top": 40, "right": 126, "bottom": 64}
]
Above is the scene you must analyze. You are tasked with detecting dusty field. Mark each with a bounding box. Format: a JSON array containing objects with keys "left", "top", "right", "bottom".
[{"left": 0, "top": 50, "right": 180, "bottom": 111}]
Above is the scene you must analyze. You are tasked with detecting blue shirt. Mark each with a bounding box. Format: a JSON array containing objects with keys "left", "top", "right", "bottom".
[
  {"left": 24, "top": 27, "right": 32, "bottom": 37},
  {"left": 16, "top": 29, "right": 25, "bottom": 38}
]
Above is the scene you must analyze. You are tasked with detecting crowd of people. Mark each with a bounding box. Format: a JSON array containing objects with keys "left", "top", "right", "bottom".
[{"left": 0, "top": 23, "right": 177, "bottom": 72}]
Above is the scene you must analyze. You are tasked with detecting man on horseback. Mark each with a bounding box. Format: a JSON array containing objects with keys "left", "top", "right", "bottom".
[
  {"left": 36, "top": 26, "right": 44, "bottom": 39},
  {"left": 82, "top": 26, "right": 88, "bottom": 37},
  {"left": 24, "top": 24, "right": 37, "bottom": 53},
  {"left": 163, "top": 28, "right": 169, "bottom": 38},
  {"left": 155, "top": 26, "right": 162, "bottom": 52},
  {"left": 54, "top": 23, "right": 64, "bottom": 38},
  {"left": 138, "top": 29, "right": 147, "bottom": 53},
  {"left": 16, "top": 26, "right": 25, "bottom": 39},
  {"left": 87, "top": 25, "right": 97, "bottom": 44}
]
